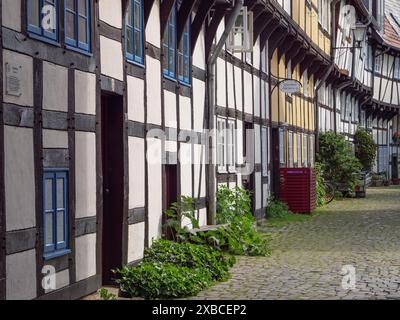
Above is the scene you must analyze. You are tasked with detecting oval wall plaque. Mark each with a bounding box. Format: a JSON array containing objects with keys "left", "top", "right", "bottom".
[{"left": 279, "top": 79, "right": 302, "bottom": 94}]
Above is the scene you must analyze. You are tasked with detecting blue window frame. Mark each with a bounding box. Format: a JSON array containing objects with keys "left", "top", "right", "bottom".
[
  {"left": 43, "top": 170, "right": 70, "bottom": 259},
  {"left": 64, "top": 0, "right": 91, "bottom": 53},
  {"left": 27, "top": 0, "right": 59, "bottom": 43},
  {"left": 126, "top": 0, "right": 144, "bottom": 65},
  {"left": 178, "top": 19, "right": 191, "bottom": 85},
  {"left": 163, "top": 5, "right": 176, "bottom": 79}
]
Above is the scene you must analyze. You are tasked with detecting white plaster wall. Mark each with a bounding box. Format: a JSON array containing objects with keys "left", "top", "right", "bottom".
[
  {"left": 128, "top": 222, "right": 145, "bottom": 263},
  {"left": 43, "top": 62, "right": 68, "bottom": 112},
  {"left": 180, "top": 143, "right": 192, "bottom": 197},
  {"left": 255, "top": 172, "right": 262, "bottom": 210},
  {"left": 99, "top": 0, "right": 122, "bottom": 29},
  {"left": 75, "top": 233, "right": 97, "bottom": 282},
  {"left": 193, "top": 26, "right": 205, "bottom": 70},
  {"left": 43, "top": 129, "right": 68, "bottom": 149},
  {"left": 5, "top": 126, "right": 35, "bottom": 231},
  {"left": 147, "top": 138, "right": 162, "bottom": 245},
  {"left": 216, "top": 58, "right": 226, "bottom": 107},
  {"left": 3, "top": 50, "right": 33, "bottom": 107},
  {"left": 244, "top": 71, "right": 253, "bottom": 114},
  {"left": 100, "top": 36, "right": 123, "bottom": 81},
  {"left": 236, "top": 120, "right": 244, "bottom": 165},
  {"left": 127, "top": 76, "right": 145, "bottom": 122},
  {"left": 253, "top": 77, "right": 260, "bottom": 117},
  {"left": 254, "top": 124, "right": 261, "bottom": 164},
  {"left": 75, "top": 132, "right": 97, "bottom": 219},
  {"left": 6, "top": 249, "right": 36, "bottom": 300},
  {"left": 2, "top": 0, "right": 21, "bottom": 31},
  {"left": 198, "top": 208, "right": 207, "bottom": 227},
  {"left": 164, "top": 90, "right": 177, "bottom": 128},
  {"left": 75, "top": 70, "right": 96, "bottom": 115},
  {"left": 129, "top": 137, "right": 145, "bottom": 208},
  {"left": 146, "top": 56, "right": 162, "bottom": 125},
  {"left": 145, "top": 0, "right": 161, "bottom": 48},
  {"left": 193, "top": 144, "right": 206, "bottom": 198},
  {"left": 193, "top": 79, "right": 205, "bottom": 131},
  {"left": 180, "top": 95, "right": 191, "bottom": 131},
  {"left": 45, "top": 269, "right": 70, "bottom": 294}
]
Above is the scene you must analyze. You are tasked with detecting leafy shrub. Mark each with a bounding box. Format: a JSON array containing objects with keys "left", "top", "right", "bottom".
[
  {"left": 99, "top": 288, "right": 117, "bottom": 300},
  {"left": 266, "top": 197, "right": 292, "bottom": 218},
  {"left": 317, "top": 131, "right": 362, "bottom": 192},
  {"left": 315, "top": 163, "right": 327, "bottom": 207},
  {"left": 355, "top": 128, "right": 377, "bottom": 171},
  {"left": 216, "top": 186, "right": 252, "bottom": 224},
  {"left": 213, "top": 186, "right": 270, "bottom": 256},
  {"left": 116, "top": 263, "right": 212, "bottom": 299},
  {"left": 143, "top": 240, "right": 235, "bottom": 281},
  {"left": 115, "top": 240, "right": 234, "bottom": 299},
  {"left": 163, "top": 196, "right": 198, "bottom": 242}
]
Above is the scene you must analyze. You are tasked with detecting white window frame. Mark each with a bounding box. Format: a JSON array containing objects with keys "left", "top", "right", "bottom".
[
  {"left": 261, "top": 126, "right": 269, "bottom": 177},
  {"left": 279, "top": 129, "right": 285, "bottom": 165},
  {"left": 217, "top": 117, "right": 227, "bottom": 172},
  {"left": 303, "top": 134, "right": 308, "bottom": 167},
  {"left": 227, "top": 119, "right": 236, "bottom": 173},
  {"left": 297, "top": 133, "right": 302, "bottom": 167}
]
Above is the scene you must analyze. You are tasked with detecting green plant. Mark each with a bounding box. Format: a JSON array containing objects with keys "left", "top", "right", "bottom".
[
  {"left": 266, "top": 197, "right": 292, "bottom": 218},
  {"left": 315, "top": 163, "right": 327, "bottom": 207},
  {"left": 355, "top": 128, "right": 377, "bottom": 171},
  {"left": 114, "top": 240, "right": 235, "bottom": 299},
  {"left": 317, "top": 131, "right": 362, "bottom": 192},
  {"left": 142, "top": 240, "right": 235, "bottom": 281},
  {"left": 116, "top": 263, "right": 212, "bottom": 299},
  {"left": 164, "top": 196, "right": 199, "bottom": 242},
  {"left": 99, "top": 288, "right": 117, "bottom": 300},
  {"left": 216, "top": 186, "right": 252, "bottom": 224},
  {"left": 213, "top": 186, "right": 270, "bottom": 256}
]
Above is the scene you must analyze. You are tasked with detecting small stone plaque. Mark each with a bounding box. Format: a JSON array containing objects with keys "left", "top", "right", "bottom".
[{"left": 5, "top": 62, "right": 22, "bottom": 97}]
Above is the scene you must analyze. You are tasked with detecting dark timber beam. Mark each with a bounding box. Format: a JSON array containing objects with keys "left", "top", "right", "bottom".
[
  {"left": 259, "top": 17, "right": 280, "bottom": 52},
  {"left": 307, "top": 60, "right": 323, "bottom": 78},
  {"left": 253, "top": 11, "right": 273, "bottom": 44},
  {"left": 284, "top": 39, "right": 303, "bottom": 63},
  {"left": 160, "top": 0, "right": 176, "bottom": 36},
  {"left": 144, "top": 0, "right": 156, "bottom": 26},
  {"left": 300, "top": 53, "right": 317, "bottom": 76},
  {"left": 268, "top": 26, "right": 289, "bottom": 59},
  {"left": 291, "top": 46, "right": 308, "bottom": 70},
  {"left": 278, "top": 33, "right": 296, "bottom": 62},
  {"left": 205, "top": 7, "right": 228, "bottom": 60},
  {"left": 191, "top": 0, "right": 217, "bottom": 52},
  {"left": 177, "top": 0, "right": 199, "bottom": 46}
]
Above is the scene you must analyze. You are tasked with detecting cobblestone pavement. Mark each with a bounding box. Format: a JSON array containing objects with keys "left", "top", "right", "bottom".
[{"left": 191, "top": 186, "right": 400, "bottom": 300}]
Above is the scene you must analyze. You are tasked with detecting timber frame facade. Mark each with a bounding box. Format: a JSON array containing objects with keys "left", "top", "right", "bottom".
[{"left": 0, "top": 0, "right": 399, "bottom": 300}]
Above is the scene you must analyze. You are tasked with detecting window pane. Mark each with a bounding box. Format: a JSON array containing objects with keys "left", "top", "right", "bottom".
[
  {"left": 66, "top": 12, "right": 76, "bottom": 39},
  {"left": 45, "top": 212, "right": 54, "bottom": 246},
  {"left": 127, "top": 27, "right": 133, "bottom": 54},
  {"left": 57, "top": 211, "right": 65, "bottom": 243},
  {"left": 28, "top": 0, "right": 40, "bottom": 27},
  {"left": 45, "top": 178, "right": 53, "bottom": 211},
  {"left": 78, "top": 16, "right": 87, "bottom": 43},
  {"left": 66, "top": 0, "right": 74, "bottom": 10},
  {"left": 57, "top": 178, "right": 65, "bottom": 209},
  {"left": 134, "top": 2, "right": 141, "bottom": 29},
  {"left": 134, "top": 30, "right": 141, "bottom": 57},
  {"left": 78, "top": 0, "right": 87, "bottom": 15}
]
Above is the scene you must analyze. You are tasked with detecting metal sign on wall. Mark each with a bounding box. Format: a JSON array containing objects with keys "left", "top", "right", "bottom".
[
  {"left": 279, "top": 79, "right": 302, "bottom": 94},
  {"left": 5, "top": 62, "right": 22, "bottom": 97}
]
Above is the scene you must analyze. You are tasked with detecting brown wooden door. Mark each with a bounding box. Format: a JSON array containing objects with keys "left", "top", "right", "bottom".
[
  {"left": 101, "top": 93, "right": 124, "bottom": 285},
  {"left": 163, "top": 165, "right": 178, "bottom": 239}
]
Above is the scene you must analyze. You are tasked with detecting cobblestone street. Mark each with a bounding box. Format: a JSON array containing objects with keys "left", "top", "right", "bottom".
[{"left": 191, "top": 187, "right": 400, "bottom": 300}]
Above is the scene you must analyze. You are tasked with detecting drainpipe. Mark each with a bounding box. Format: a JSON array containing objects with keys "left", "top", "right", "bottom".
[{"left": 207, "top": 0, "right": 244, "bottom": 225}]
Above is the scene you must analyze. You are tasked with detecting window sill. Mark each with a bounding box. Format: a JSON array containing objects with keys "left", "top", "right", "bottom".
[
  {"left": 28, "top": 33, "right": 60, "bottom": 47},
  {"left": 44, "top": 249, "right": 72, "bottom": 261},
  {"left": 163, "top": 74, "right": 177, "bottom": 82},
  {"left": 65, "top": 45, "right": 92, "bottom": 57},
  {"left": 178, "top": 80, "right": 191, "bottom": 88},
  {"left": 127, "top": 59, "right": 145, "bottom": 69}
]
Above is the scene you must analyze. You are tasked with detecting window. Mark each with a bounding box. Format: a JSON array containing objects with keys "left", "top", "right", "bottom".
[
  {"left": 288, "top": 131, "right": 294, "bottom": 168},
  {"left": 279, "top": 129, "right": 286, "bottom": 165},
  {"left": 375, "top": 51, "right": 382, "bottom": 74},
  {"left": 303, "top": 71, "right": 309, "bottom": 97},
  {"left": 309, "top": 135, "right": 315, "bottom": 167},
  {"left": 227, "top": 119, "right": 236, "bottom": 172},
  {"left": 318, "top": 0, "right": 323, "bottom": 25},
  {"left": 217, "top": 117, "right": 227, "bottom": 172},
  {"left": 261, "top": 127, "right": 268, "bottom": 176},
  {"left": 394, "top": 57, "right": 400, "bottom": 80},
  {"left": 43, "top": 170, "right": 70, "bottom": 258},
  {"left": 163, "top": 5, "right": 176, "bottom": 79},
  {"left": 324, "top": 0, "right": 329, "bottom": 31},
  {"left": 297, "top": 133, "right": 302, "bottom": 167},
  {"left": 64, "top": 0, "right": 91, "bottom": 52},
  {"left": 366, "top": 46, "right": 373, "bottom": 71},
  {"left": 303, "top": 134, "right": 308, "bottom": 166},
  {"left": 178, "top": 19, "right": 190, "bottom": 84},
  {"left": 27, "top": 0, "right": 58, "bottom": 43},
  {"left": 126, "top": 0, "right": 144, "bottom": 65}
]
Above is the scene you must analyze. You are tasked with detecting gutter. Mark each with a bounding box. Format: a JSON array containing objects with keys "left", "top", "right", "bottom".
[{"left": 207, "top": 0, "right": 244, "bottom": 225}]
